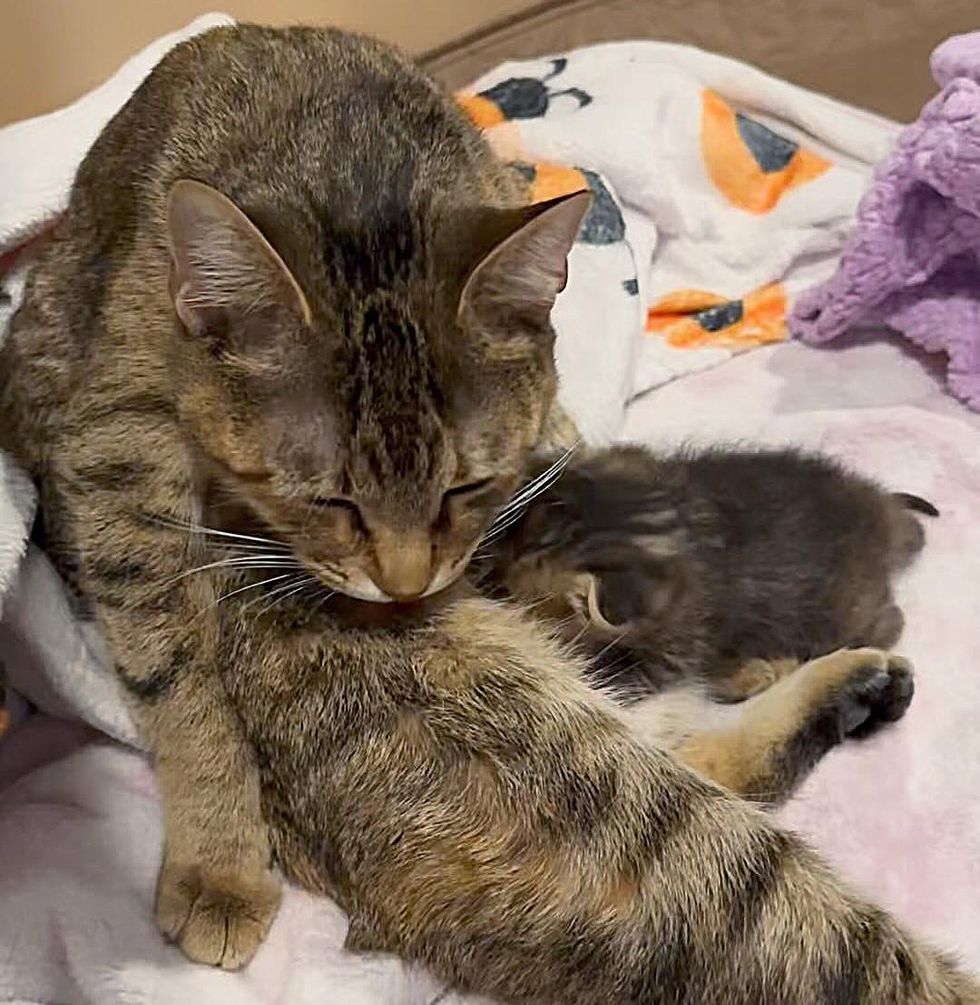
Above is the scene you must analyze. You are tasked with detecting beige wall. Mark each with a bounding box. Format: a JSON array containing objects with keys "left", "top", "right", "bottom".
[{"left": 1, "top": 0, "right": 541, "bottom": 125}]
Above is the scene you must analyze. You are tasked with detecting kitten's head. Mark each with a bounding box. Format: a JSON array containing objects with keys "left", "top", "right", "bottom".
[
  {"left": 166, "top": 179, "right": 589, "bottom": 602},
  {"left": 484, "top": 452, "right": 693, "bottom": 645}
]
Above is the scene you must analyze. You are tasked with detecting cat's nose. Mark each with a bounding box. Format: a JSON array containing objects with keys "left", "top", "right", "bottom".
[{"left": 373, "top": 531, "right": 432, "bottom": 601}]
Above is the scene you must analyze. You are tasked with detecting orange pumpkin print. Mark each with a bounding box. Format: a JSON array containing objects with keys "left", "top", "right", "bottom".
[
  {"left": 455, "top": 93, "right": 506, "bottom": 130},
  {"left": 701, "top": 91, "right": 830, "bottom": 213},
  {"left": 526, "top": 163, "right": 589, "bottom": 203},
  {"left": 646, "top": 283, "right": 788, "bottom": 349}
]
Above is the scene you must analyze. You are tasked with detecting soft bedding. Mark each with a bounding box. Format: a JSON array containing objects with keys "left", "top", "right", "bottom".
[
  {"left": 1, "top": 16, "right": 979, "bottom": 1005},
  {"left": 793, "top": 31, "right": 980, "bottom": 412},
  {"left": 624, "top": 334, "right": 980, "bottom": 970},
  {"left": 2, "top": 335, "right": 978, "bottom": 1003}
]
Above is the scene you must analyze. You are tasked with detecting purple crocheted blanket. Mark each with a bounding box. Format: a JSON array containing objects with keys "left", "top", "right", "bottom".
[{"left": 791, "top": 32, "right": 980, "bottom": 411}]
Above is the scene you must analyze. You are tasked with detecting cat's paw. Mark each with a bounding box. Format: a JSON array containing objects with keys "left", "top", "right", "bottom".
[
  {"left": 832, "top": 650, "right": 914, "bottom": 738},
  {"left": 155, "top": 860, "right": 282, "bottom": 969}
]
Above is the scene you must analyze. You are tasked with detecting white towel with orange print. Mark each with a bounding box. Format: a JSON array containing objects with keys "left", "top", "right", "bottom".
[{"left": 458, "top": 41, "right": 901, "bottom": 401}]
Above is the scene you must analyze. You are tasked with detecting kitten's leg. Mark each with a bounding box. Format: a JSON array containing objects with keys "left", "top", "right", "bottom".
[
  {"left": 708, "top": 656, "right": 799, "bottom": 702},
  {"left": 622, "top": 648, "right": 913, "bottom": 804},
  {"left": 859, "top": 602, "right": 905, "bottom": 649}
]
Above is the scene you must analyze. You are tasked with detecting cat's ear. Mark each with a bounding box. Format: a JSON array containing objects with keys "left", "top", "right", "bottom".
[
  {"left": 166, "top": 179, "right": 312, "bottom": 339},
  {"left": 459, "top": 190, "right": 591, "bottom": 327}
]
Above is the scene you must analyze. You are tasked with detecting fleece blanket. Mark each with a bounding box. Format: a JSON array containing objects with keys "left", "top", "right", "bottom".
[
  {"left": 2, "top": 336, "right": 979, "bottom": 1004},
  {"left": 1, "top": 16, "right": 979, "bottom": 1005},
  {"left": 0, "top": 17, "right": 905, "bottom": 747},
  {"left": 0, "top": 15, "right": 240, "bottom": 747},
  {"left": 792, "top": 30, "right": 980, "bottom": 412},
  {"left": 457, "top": 41, "right": 899, "bottom": 407}
]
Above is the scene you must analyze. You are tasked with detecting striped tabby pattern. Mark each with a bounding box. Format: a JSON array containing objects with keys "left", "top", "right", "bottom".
[{"left": 0, "top": 24, "right": 975, "bottom": 1002}]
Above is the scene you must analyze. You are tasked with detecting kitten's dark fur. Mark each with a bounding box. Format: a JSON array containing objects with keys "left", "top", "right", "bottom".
[
  {"left": 481, "top": 446, "right": 932, "bottom": 702},
  {"left": 1, "top": 24, "right": 976, "bottom": 1002}
]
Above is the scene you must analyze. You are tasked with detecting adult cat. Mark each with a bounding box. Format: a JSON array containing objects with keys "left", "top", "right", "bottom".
[{"left": 1, "top": 24, "right": 975, "bottom": 1002}]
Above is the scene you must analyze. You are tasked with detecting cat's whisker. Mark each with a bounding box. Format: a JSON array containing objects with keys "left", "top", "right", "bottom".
[
  {"left": 588, "top": 631, "right": 630, "bottom": 667},
  {"left": 492, "top": 444, "right": 577, "bottom": 515},
  {"left": 209, "top": 541, "right": 296, "bottom": 555},
  {"left": 237, "top": 573, "right": 305, "bottom": 616},
  {"left": 192, "top": 573, "right": 295, "bottom": 620},
  {"left": 502, "top": 446, "right": 577, "bottom": 507},
  {"left": 252, "top": 575, "right": 319, "bottom": 617},
  {"left": 144, "top": 514, "right": 290, "bottom": 551},
  {"left": 481, "top": 445, "right": 578, "bottom": 542},
  {"left": 486, "top": 506, "right": 530, "bottom": 535},
  {"left": 480, "top": 509, "right": 528, "bottom": 545},
  {"left": 307, "top": 588, "right": 337, "bottom": 618},
  {"left": 546, "top": 613, "right": 577, "bottom": 632},
  {"left": 566, "top": 621, "right": 592, "bottom": 651},
  {"left": 506, "top": 446, "right": 574, "bottom": 500},
  {"left": 518, "top": 593, "right": 564, "bottom": 617},
  {"left": 160, "top": 555, "right": 299, "bottom": 589},
  {"left": 592, "top": 654, "right": 641, "bottom": 682}
]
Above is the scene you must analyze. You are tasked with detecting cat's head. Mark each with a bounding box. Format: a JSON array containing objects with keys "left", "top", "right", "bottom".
[{"left": 166, "top": 179, "right": 589, "bottom": 602}]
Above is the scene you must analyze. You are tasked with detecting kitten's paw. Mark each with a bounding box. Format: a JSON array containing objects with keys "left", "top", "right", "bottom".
[
  {"left": 833, "top": 651, "right": 914, "bottom": 738},
  {"left": 156, "top": 860, "right": 281, "bottom": 969},
  {"left": 711, "top": 657, "right": 798, "bottom": 702}
]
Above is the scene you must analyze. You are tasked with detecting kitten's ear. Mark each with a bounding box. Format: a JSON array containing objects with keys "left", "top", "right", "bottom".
[
  {"left": 459, "top": 190, "right": 591, "bottom": 327},
  {"left": 569, "top": 572, "right": 625, "bottom": 634},
  {"left": 167, "top": 179, "right": 312, "bottom": 338}
]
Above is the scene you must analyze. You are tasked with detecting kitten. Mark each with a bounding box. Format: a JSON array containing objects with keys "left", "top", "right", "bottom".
[
  {"left": 2, "top": 24, "right": 976, "bottom": 1001},
  {"left": 479, "top": 445, "right": 934, "bottom": 706}
]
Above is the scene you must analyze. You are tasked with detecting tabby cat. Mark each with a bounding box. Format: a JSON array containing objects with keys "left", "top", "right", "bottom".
[
  {"left": 1, "top": 24, "right": 976, "bottom": 1002},
  {"left": 478, "top": 445, "right": 932, "bottom": 706}
]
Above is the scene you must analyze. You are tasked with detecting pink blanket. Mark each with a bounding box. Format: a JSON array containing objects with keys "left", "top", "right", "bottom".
[
  {"left": 1, "top": 333, "right": 978, "bottom": 1000},
  {"left": 624, "top": 333, "right": 980, "bottom": 968}
]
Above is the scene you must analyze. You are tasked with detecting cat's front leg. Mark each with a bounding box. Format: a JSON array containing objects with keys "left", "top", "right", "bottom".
[
  {"left": 142, "top": 669, "right": 281, "bottom": 969},
  {"left": 77, "top": 508, "right": 282, "bottom": 969}
]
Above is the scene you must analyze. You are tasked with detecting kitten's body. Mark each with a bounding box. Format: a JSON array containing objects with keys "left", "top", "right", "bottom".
[
  {"left": 481, "top": 446, "right": 931, "bottom": 702},
  {"left": 1, "top": 24, "right": 976, "bottom": 1002}
]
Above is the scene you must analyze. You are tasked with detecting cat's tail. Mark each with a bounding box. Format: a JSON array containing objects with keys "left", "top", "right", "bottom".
[{"left": 893, "top": 492, "right": 940, "bottom": 518}]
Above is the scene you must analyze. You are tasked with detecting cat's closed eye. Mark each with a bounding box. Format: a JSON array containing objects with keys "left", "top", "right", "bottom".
[
  {"left": 311, "top": 496, "right": 359, "bottom": 512},
  {"left": 443, "top": 478, "right": 495, "bottom": 502},
  {"left": 311, "top": 496, "right": 366, "bottom": 538}
]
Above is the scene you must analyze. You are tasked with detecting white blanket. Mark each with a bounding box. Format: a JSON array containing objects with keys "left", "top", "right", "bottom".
[
  {"left": 460, "top": 43, "right": 899, "bottom": 403},
  {"left": 3, "top": 17, "right": 976, "bottom": 1005},
  {"left": 4, "top": 337, "right": 979, "bottom": 1005}
]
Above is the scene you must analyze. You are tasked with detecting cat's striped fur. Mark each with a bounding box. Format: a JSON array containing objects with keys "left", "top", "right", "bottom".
[{"left": 0, "top": 24, "right": 975, "bottom": 1002}]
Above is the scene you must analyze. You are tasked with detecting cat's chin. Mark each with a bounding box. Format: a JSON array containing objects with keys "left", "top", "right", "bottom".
[
  {"left": 316, "top": 555, "right": 473, "bottom": 605},
  {"left": 339, "top": 575, "right": 461, "bottom": 605},
  {"left": 333, "top": 572, "right": 467, "bottom": 606}
]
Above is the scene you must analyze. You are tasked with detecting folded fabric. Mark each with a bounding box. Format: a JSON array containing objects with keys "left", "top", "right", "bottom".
[
  {"left": 792, "top": 31, "right": 980, "bottom": 412},
  {"left": 459, "top": 41, "right": 900, "bottom": 404},
  {"left": 1, "top": 19, "right": 970, "bottom": 1005}
]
